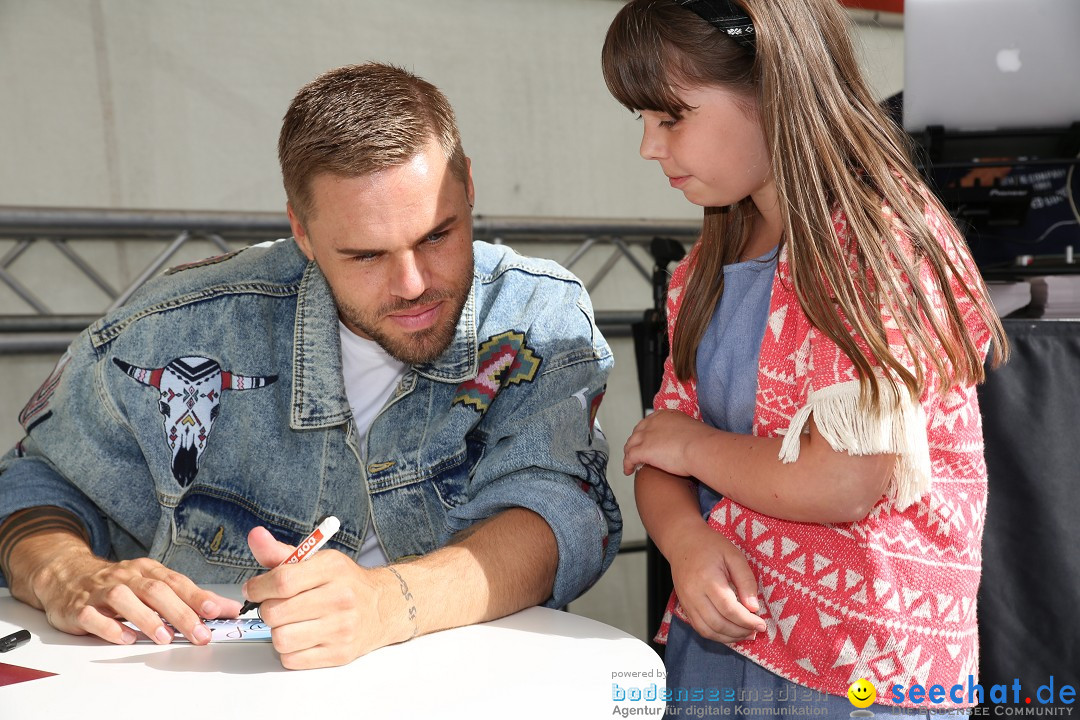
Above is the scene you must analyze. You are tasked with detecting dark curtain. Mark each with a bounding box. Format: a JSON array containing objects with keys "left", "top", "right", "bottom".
[{"left": 976, "top": 319, "right": 1080, "bottom": 706}]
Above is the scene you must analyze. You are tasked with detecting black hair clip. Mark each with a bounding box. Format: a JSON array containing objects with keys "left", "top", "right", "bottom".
[{"left": 676, "top": 0, "right": 756, "bottom": 53}]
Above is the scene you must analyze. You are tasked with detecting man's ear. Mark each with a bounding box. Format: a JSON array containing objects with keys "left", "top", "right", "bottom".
[
  {"left": 287, "top": 203, "right": 314, "bottom": 260},
  {"left": 465, "top": 156, "right": 475, "bottom": 209}
]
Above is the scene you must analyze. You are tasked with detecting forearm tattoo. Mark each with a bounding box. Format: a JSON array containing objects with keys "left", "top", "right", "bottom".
[
  {"left": 0, "top": 507, "right": 90, "bottom": 581},
  {"left": 386, "top": 565, "right": 419, "bottom": 639}
]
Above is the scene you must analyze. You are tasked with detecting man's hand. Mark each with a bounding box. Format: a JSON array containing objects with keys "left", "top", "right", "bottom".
[
  {"left": 243, "top": 507, "right": 557, "bottom": 670},
  {"left": 10, "top": 527, "right": 240, "bottom": 646},
  {"left": 242, "top": 526, "right": 408, "bottom": 669}
]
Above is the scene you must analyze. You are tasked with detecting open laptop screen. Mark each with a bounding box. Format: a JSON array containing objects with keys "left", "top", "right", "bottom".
[{"left": 903, "top": 0, "right": 1080, "bottom": 133}]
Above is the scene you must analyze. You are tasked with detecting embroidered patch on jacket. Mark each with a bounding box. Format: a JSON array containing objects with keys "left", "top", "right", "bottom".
[
  {"left": 164, "top": 250, "right": 241, "bottom": 275},
  {"left": 576, "top": 449, "right": 621, "bottom": 552},
  {"left": 453, "top": 330, "right": 542, "bottom": 413},
  {"left": 114, "top": 356, "right": 277, "bottom": 487},
  {"left": 18, "top": 351, "right": 71, "bottom": 433}
]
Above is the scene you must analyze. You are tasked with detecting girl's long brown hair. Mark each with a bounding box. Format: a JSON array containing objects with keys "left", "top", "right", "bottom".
[{"left": 602, "top": 0, "right": 1007, "bottom": 406}]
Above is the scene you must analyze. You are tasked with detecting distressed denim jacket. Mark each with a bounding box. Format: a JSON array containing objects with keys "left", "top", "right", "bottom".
[{"left": 0, "top": 239, "right": 620, "bottom": 607}]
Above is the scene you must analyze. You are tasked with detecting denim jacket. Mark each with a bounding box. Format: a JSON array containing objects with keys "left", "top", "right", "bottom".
[{"left": 0, "top": 239, "right": 620, "bottom": 608}]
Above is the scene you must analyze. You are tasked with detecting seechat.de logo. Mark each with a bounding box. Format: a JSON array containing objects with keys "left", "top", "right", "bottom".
[{"left": 890, "top": 676, "right": 1076, "bottom": 711}]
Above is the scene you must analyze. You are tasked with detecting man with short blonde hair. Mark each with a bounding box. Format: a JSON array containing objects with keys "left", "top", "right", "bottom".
[{"left": 0, "top": 63, "right": 620, "bottom": 669}]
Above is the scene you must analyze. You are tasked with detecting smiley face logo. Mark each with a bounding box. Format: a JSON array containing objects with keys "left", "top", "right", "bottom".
[{"left": 848, "top": 679, "right": 877, "bottom": 708}]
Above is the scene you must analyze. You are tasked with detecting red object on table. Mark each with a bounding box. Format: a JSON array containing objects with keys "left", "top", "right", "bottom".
[{"left": 0, "top": 661, "right": 57, "bottom": 687}]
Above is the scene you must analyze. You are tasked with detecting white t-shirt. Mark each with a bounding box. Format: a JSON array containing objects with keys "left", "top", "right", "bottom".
[{"left": 339, "top": 322, "right": 407, "bottom": 568}]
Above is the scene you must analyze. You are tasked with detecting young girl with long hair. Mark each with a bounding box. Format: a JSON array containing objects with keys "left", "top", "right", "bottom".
[{"left": 603, "top": 0, "right": 1007, "bottom": 716}]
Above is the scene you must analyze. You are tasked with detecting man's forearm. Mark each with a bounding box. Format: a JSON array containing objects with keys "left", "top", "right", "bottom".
[
  {"left": 378, "top": 507, "right": 558, "bottom": 643},
  {"left": 0, "top": 506, "right": 94, "bottom": 608}
]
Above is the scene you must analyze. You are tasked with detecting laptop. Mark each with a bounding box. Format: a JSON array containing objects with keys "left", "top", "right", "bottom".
[{"left": 903, "top": 0, "right": 1080, "bottom": 133}]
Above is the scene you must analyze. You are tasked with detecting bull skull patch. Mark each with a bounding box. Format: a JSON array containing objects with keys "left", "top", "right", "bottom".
[{"left": 114, "top": 356, "right": 277, "bottom": 486}]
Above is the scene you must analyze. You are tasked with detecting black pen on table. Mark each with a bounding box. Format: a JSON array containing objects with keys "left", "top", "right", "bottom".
[
  {"left": 238, "top": 515, "right": 341, "bottom": 616},
  {"left": 0, "top": 629, "right": 31, "bottom": 653}
]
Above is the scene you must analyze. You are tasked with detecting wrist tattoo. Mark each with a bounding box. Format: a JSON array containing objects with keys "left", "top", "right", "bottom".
[
  {"left": 386, "top": 565, "right": 418, "bottom": 639},
  {"left": 0, "top": 507, "right": 90, "bottom": 581}
]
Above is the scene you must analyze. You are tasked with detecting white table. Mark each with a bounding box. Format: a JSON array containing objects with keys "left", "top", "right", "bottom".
[{"left": 0, "top": 587, "right": 666, "bottom": 718}]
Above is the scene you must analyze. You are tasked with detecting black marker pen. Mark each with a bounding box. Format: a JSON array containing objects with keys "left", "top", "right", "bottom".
[{"left": 0, "top": 629, "right": 31, "bottom": 653}]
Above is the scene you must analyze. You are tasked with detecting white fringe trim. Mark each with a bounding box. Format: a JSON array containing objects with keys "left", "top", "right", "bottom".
[{"left": 777, "top": 380, "right": 931, "bottom": 510}]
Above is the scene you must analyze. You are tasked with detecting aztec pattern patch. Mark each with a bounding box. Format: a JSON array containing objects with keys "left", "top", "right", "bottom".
[
  {"left": 18, "top": 351, "right": 71, "bottom": 433},
  {"left": 453, "top": 330, "right": 542, "bottom": 413},
  {"left": 114, "top": 356, "right": 277, "bottom": 487}
]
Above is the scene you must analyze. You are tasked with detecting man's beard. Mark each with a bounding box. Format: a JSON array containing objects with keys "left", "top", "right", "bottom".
[{"left": 334, "top": 280, "right": 471, "bottom": 365}]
